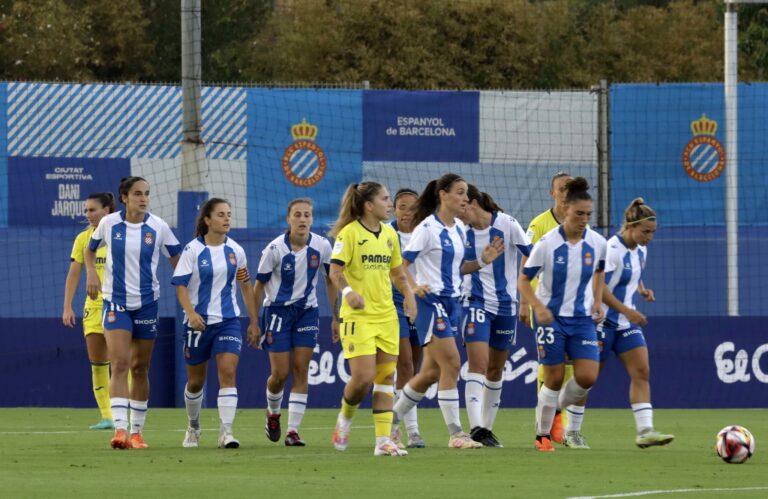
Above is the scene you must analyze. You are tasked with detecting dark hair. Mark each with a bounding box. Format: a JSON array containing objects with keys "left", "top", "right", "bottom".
[
  {"left": 194, "top": 198, "right": 230, "bottom": 237},
  {"left": 413, "top": 173, "right": 466, "bottom": 226},
  {"left": 118, "top": 176, "right": 148, "bottom": 205},
  {"left": 87, "top": 192, "right": 116, "bottom": 213},
  {"left": 623, "top": 197, "right": 657, "bottom": 230},
  {"left": 394, "top": 188, "right": 418, "bottom": 204},
  {"left": 286, "top": 197, "right": 313, "bottom": 217},
  {"left": 467, "top": 184, "right": 503, "bottom": 213},
  {"left": 329, "top": 182, "right": 384, "bottom": 237},
  {"left": 551, "top": 170, "right": 572, "bottom": 192},
  {"left": 564, "top": 177, "right": 592, "bottom": 204}
]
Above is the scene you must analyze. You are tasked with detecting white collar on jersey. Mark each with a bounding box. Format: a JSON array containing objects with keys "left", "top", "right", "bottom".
[
  {"left": 283, "top": 231, "right": 312, "bottom": 251},
  {"left": 558, "top": 225, "right": 588, "bottom": 242},
  {"left": 119, "top": 210, "right": 150, "bottom": 223}
]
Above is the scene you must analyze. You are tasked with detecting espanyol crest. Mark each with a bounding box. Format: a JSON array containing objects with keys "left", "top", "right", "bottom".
[
  {"left": 282, "top": 118, "right": 327, "bottom": 187},
  {"left": 144, "top": 232, "right": 154, "bottom": 246},
  {"left": 681, "top": 114, "right": 726, "bottom": 182}
]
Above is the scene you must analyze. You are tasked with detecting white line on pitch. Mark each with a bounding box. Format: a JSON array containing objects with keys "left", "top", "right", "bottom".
[{"left": 567, "top": 486, "right": 768, "bottom": 499}]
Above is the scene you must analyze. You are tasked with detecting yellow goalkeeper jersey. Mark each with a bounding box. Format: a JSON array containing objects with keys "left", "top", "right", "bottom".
[{"left": 70, "top": 226, "right": 106, "bottom": 308}]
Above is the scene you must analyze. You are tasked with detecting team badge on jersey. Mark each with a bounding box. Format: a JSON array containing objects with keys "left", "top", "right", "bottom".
[
  {"left": 682, "top": 114, "right": 726, "bottom": 182},
  {"left": 309, "top": 254, "right": 319, "bottom": 269},
  {"left": 281, "top": 118, "right": 327, "bottom": 187},
  {"left": 584, "top": 252, "right": 593, "bottom": 267},
  {"left": 144, "top": 232, "right": 154, "bottom": 246}
]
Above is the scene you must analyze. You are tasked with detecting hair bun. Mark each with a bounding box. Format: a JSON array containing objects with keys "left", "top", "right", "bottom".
[{"left": 566, "top": 177, "right": 589, "bottom": 193}]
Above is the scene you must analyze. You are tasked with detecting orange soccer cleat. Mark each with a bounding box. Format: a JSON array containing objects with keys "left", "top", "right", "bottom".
[
  {"left": 129, "top": 432, "right": 149, "bottom": 449},
  {"left": 550, "top": 411, "right": 564, "bottom": 444},
  {"left": 535, "top": 435, "right": 555, "bottom": 452},
  {"left": 110, "top": 429, "right": 131, "bottom": 450}
]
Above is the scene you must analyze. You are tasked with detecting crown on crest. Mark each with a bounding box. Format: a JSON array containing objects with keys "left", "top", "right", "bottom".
[
  {"left": 291, "top": 118, "right": 318, "bottom": 141},
  {"left": 690, "top": 114, "right": 717, "bottom": 136}
]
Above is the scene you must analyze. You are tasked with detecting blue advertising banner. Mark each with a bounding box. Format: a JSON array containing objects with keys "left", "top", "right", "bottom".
[
  {"left": 7, "top": 157, "right": 129, "bottom": 226},
  {"left": 246, "top": 89, "right": 363, "bottom": 229},
  {"left": 363, "top": 90, "right": 479, "bottom": 162}
]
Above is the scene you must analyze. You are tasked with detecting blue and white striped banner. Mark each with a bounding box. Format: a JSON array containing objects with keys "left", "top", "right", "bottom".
[{"left": 6, "top": 83, "right": 245, "bottom": 159}]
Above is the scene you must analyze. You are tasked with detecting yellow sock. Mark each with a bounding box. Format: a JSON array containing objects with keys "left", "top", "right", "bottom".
[
  {"left": 373, "top": 410, "right": 393, "bottom": 439},
  {"left": 341, "top": 397, "right": 359, "bottom": 420},
  {"left": 91, "top": 362, "right": 112, "bottom": 420}
]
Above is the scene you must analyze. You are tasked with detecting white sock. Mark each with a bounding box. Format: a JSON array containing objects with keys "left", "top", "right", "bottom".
[
  {"left": 536, "top": 386, "right": 559, "bottom": 436},
  {"left": 129, "top": 399, "right": 148, "bottom": 435},
  {"left": 482, "top": 378, "right": 503, "bottom": 431},
  {"left": 393, "top": 384, "right": 425, "bottom": 424},
  {"left": 111, "top": 397, "right": 129, "bottom": 431},
  {"left": 558, "top": 378, "right": 590, "bottom": 409},
  {"left": 437, "top": 388, "right": 462, "bottom": 435},
  {"left": 403, "top": 404, "right": 419, "bottom": 434},
  {"left": 632, "top": 403, "right": 654, "bottom": 434},
  {"left": 566, "top": 405, "right": 585, "bottom": 432},
  {"left": 218, "top": 388, "right": 238, "bottom": 433},
  {"left": 287, "top": 392, "right": 308, "bottom": 432},
  {"left": 266, "top": 388, "right": 283, "bottom": 415},
  {"left": 464, "top": 373, "right": 485, "bottom": 430},
  {"left": 184, "top": 386, "right": 204, "bottom": 429}
]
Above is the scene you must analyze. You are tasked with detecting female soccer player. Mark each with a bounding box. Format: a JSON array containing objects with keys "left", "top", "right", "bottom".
[
  {"left": 461, "top": 185, "right": 532, "bottom": 447},
  {"left": 63, "top": 192, "right": 116, "bottom": 430},
  {"left": 599, "top": 198, "right": 674, "bottom": 448},
  {"left": 173, "top": 198, "right": 258, "bottom": 449},
  {"left": 328, "top": 182, "right": 416, "bottom": 456},
  {"left": 390, "top": 188, "right": 426, "bottom": 448},
  {"left": 391, "top": 173, "right": 501, "bottom": 450},
  {"left": 248, "top": 198, "right": 338, "bottom": 446},
  {"left": 517, "top": 177, "right": 606, "bottom": 452},
  {"left": 85, "top": 176, "right": 181, "bottom": 449}
]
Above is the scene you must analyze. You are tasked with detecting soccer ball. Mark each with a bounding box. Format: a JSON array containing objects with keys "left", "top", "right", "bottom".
[{"left": 716, "top": 426, "right": 755, "bottom": 464}]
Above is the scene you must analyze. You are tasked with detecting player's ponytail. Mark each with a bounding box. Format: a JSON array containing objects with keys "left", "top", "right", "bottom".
[
  {"left": 413, "top": 173, "right": 465, "bottom": 226},
  {"left": 623, "top": 197, "right": 656, "bottom": 230},
  {"left": 329, "top": 182, "right": 383, "bottom": 238},
  {"left": 87, "top": 192, "right": 116, "bottom": 213},
  {"left": 564, "top": 177, "right": 591, "bottom": 204},
  {"left": 194, "top": 197, "right": 230, "bottom": 237},
  {"left": 118, "top": 176, "right": 148, "bottom": 205},
  {"left": 467, "top": 184, "right": 503, "bottom": 213}
]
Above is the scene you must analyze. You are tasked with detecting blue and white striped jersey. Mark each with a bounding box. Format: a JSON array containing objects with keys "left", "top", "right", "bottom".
[
  {"left": 522, "top": 226, "right": 607, "bottom": 318},
  {"left": 171, "top": 236, "right": 250, "bottom": 324},
  {"left": 464, "top": 212, "right": 533, "bottom": 315},
  {"left": 602, "top": 235, "right": 646, "bottom": 329},
  {"left": 255, "top": 232, "right": 332, "bottom": 308},
  {"left": 402, "top": 214, "right": 466, "bottom": 299},
  {"left": 89, "top": 211, "right": 181, "bottom": 310},
  {"left": 391, "top": 221, "right": 416, "bottom": 314}
]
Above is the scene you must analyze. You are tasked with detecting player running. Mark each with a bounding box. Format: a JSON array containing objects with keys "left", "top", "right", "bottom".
[
  {"left": 517, "top": 177, "right": 606, "bottom": 453},
  {"left": 329, "top": 182, "right": 416, "bottom": 456},
  {"left": 85, "top": 177, "right": 181, "bottom": 449},
  {"left": 461, "top": 185, "right": 532, "bottom": 447},
  {"left": 249, "top": 198, "right": 338, "bottom": 447},
  {"left": 598, "top": 198, "right": 674, "bottom": 448},
  {"left": 63, "top": 192, "right": 116, "bottom": 430},
  {"left": 173, "top": 198, "right": 257, "bottom": 449}
]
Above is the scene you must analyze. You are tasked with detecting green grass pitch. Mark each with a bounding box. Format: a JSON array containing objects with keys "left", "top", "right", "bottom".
[{"left": 0, "top": 408, "right": 765, "bottom": 498}]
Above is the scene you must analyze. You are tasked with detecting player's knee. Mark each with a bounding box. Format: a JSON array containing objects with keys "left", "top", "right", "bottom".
[
  {"left": 111, "top": 356, "right": 130, "bottom": 375},
  {"left": 631, "top": 363, "right": 650, "bottom": 382},
  {"left": 292, "top": 363, "right": 309, "bottom": 382},
  {"left": 574, "top": 372, "right": 597, "bottom": 389},
  {"left": 130, "top": 363, "right": 149, "bottom": 379},
  {"left": 468, "top": 358, "right": 488, "bottom": 375},
  {"left": 186, "top": 379, "right": 204, "bottom": 393},
  {"left": 486, "top": 365, "right": 503, "bottom": 382},
  {"left": 271, "top": 364, "right": 290, "bottom": 383},
  {"left": 374, "top": 361, "right": 396, "bottom": 386}
]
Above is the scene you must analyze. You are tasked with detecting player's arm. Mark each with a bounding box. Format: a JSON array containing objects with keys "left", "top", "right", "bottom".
[
  {"left": 84, "top": 245, "right": 100, "bottom": 300},
  {"left": 591, "top": 268, "right": 606, "bottom": 324},
  {"left": 391, "top": 265, "right": 417, "bottom": 323},
  {"left": 62, "top": 260, "right": 83, "bottom": 328},
  {"left": 602, "top": 281, "right": 647, "bottom": 327},
  {"left": 637, "top": 280, "right": 655, "bottom": 302},
  {"left": 324, "top": 274, "right": 340, "bottom": 343},
  {"left": 249, "top": 280, "right": 266, "bottom": 348},
  {"left": 329, "top": 230, "right": 364, "bottom": 310},
  {"left": 175, "top": 284, "right": 205, "bottom": 331},
  {"left": 519, "top": 222, "right": 540, "bottom": 324},
  {"left": 518, "top": 241, "right": 552, "bottom": 325},
  {"left": 460, "top": 237, "right": 505, "bottom": 275},
  {"left": 171, "top": 245, "right": 205, "bottom": 331}
]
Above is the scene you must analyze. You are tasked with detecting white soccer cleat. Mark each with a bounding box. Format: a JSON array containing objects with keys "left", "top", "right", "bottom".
[
  {"left": 218, "top": 432, "right": 240, "bottom": 449},
  {"left": 183, "top": 427, "right": 201, "bottom": 448},
  {"left": 448, "top": 431, "right": 483, "bottom": 449},
  {"left": 332, "top": 413, "right": 351, "bottom": 451},
  {"left": 390, "top": 425, "right": 406, "bottom": 450},
  {"left": 374, "top": 438, "right": 408, "bottom": 456}
]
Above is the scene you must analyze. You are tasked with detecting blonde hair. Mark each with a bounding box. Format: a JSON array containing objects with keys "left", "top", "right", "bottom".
[
  {"left": 329, "top": 182, "right": 383, "bottom": 238},
  {"left": 623, "top": 197, "right": 657, "bottom": 230}
]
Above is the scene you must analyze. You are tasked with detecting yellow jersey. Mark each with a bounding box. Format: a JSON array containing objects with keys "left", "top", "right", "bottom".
[
  {"left": 70, "top": 226, "right": 106, "bottom": 308},
  {"left": 331, "top": 220, "right": 402, "bottom": 324},
  {"left": 526, "top": 209, "right": 561, "bottom": 291}
]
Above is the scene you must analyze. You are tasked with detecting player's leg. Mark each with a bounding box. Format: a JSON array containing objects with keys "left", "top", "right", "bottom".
[
  {"left": 262, "top": 305, "right": 294, "bottom": 442},
  {"left": 559, "top": 322, "right": 599, "bottom": 450},
  {"left": 534, "top": 318, "right": 567, "bottom": 452},
  {"left": 433, "top": 336, "right": 480, "bottom": 448},
  {"left": 405, "top": 334, "right": 425, "bottom": 447},
  {"left": 392, "top": 333, "right": 414, "bottom": 448},
  {"left": 463, "top": 306, "right": 490, "bottom": 442},
  {"left": 84, "top": 324, "right": 113, "bottom": 430},
  {"left": 372, "top": 341, "right": 405, "bottom": 457},
  {"left": 216, "top": 352, "right": 241, "bottom": 448},
  {"left": 128, "top": 337, "right": 155, "bottom": 449},
  {"left": 286, "top": 346, "right": 313, "bottom": 446},
  {"left": 104, "top": 325, "right": 132, "bottom": 449},
  {"left": 183, "top": 361, "right": 207, "bottom": 448}
]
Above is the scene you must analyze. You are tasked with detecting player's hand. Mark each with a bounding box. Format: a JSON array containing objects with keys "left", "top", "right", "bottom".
[
  {"left": 85, "top": 273, "right": 101, "bottom": 301},
  {"left": 187, "top": 312, "right": 206, "bottom": 332},
  {"left": 345, "top": 290, "right": 365, "bottom": 310},
  {"left": 404, "top": 294, "right": 418, "bottom": 324},
  {"left": 480, "top": 237, "right": 505, "bottom": 266},
  {"left": 331, "top": 320, "right": 340, "bottom": 344},
  {"left": 626, "top": 309, "right": 648, "bottom": 327},
  {"left": 247, "top": 323, "right": 263, "bottom": 349},
  {"left": 246, "top": 320, "right": 260, "bottom": 348},
  {"left": 591, "top": 304, "right": 605, "bottom": 324},
  {"left": 533, "top": 304, "right": 553, "bottom": 326},
  {"left": 639, "top": 288, "right": 655, "bottom": 302},
  {"left": 62, "top": 306, "right": 76, "bottom": 328},
  {"left": 413, "top": 284, "right": 430, "bottom": 298},
  {"left": 518, "top": 302, "right": 531, "bottom": 327}
]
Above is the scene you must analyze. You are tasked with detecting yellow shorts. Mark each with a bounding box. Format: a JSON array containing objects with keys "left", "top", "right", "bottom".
[
  {"left": 340, "top": 319, "right": 399, "bottom": 359},
  {"left": 83, "top": 306, "right": 104, "bottom": 336}
]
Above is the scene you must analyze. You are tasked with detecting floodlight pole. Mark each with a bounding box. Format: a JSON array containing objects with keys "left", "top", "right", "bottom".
[
  {"left": 181, "top": 0, "right": 205, "bottom": 190},
  {"left": 724, "top": 1, "right": 738, "bottom": 316}
]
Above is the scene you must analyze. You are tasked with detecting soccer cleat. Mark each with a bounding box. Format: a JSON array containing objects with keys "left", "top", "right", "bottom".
[
  {"left": 265, "top": 412, "right": 281, "bottom": 442},
  {"left": 218, "top": 432, "right": 240, "bottom": 449},
  {"left": 332, "top": 413, "right": 351, "bottom": 451},
  {"left": 182, "top": 427, "right": 201, "bottom": 448},
  {"left": 636, "top": 429, "right": 674, "bottom": 449},
  {"left": 110, "top": 428, "right": 131, "bottom": 450},
  {"left": 89, "top": 419, "right": 114, "bottom": 430},
  {"left": 129, "top": 432, "right": 148, "bottom": 449},
  {"left": 563, "top": 430, "right": 590, "bottom": 449},
  {"left": 390, "top": 425, "right": 406, "bottom": 450},
  {"left": 285, "top": 430, "right": 306, "bottom": 447},
  {"left": 535, "top": 435, "right": 555, "bottom": 452},
  {"left": 487, "top": 429, "right": 503, "bottom": 448},
  {"left": 550, "top": 411, "right": 564, "bottom": 444},
  {"left": 407, "top": 431, "right": 426, "bottom": 449},
  {"left": 448, "top": 431, "right": 483, "bottom": 449},
  {"left": 374, "top": 438, "right": 408, "bottom": 456},
  {"left": 470, "top": 427, "right": 501, "bottom": 447}
]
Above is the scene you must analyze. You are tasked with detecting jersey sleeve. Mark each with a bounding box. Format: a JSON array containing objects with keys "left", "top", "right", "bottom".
[
  {"left": 390, "top": 229, "right": 403, "bottom": 269},
  {"left": 464, "top": 230, "right": 477, "bottom": 262},
  {"left": 235, "top": 245, "right": 250, "bottom": 283},
  {"left": 171, "top": 244, "right": 196, "bottom": 287},
  {"left": 526, "top": 218, "right": 543, "bottom": 245},
  {"left": 330, "top": 225, "right": 354, "bottom": 267},
  {"left": 71, "top": 232, "right": 86, "bottom": 264},
  {"left": 320, "top": 237, "right": 332, "bottom": 276},
  {"left": 402, "top": 223, "right": 431, "bottom": 263},
  {"left": 256, "top": 243, "right": 278, "bottom": 283},
  {"left": 596, "top": 235, "right": 607, "bottom": 271},
  {"left": 160, "top": 222, "right": 182, "bottom": 258},
  {"left": 88, "top": 217, "right": 107, "bottom": 251},
  {"left": 522, "top": 237, "right": 547, "bottom": 279},
  {"left": 508, "top": 216, "right": 532, "bottom": 257}
]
